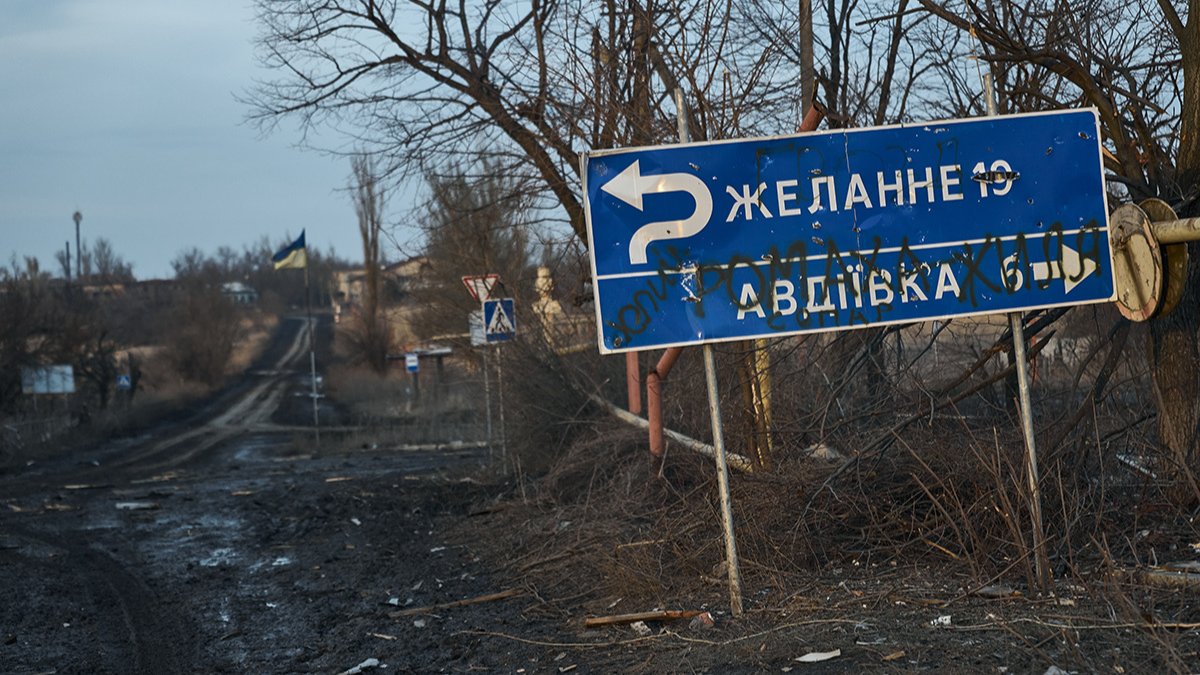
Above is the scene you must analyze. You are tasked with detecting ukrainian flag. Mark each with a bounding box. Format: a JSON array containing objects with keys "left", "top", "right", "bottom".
[{"left": 272, "top": 231, "right": 307, "bottom": 270}]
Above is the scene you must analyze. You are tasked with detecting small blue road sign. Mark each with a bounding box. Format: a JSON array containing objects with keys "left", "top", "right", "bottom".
[
  {"left": 116, "top": 374, "right": 132, "bottom": 391},
  {"left": 483, "top": 298, "right": 517, "bottom": 343},
  {"left": 582, "top": 109, "right": 1115, "bottom": 353},
  {"left": 405, "top": 353, "right": 419, "bottom": 373}
]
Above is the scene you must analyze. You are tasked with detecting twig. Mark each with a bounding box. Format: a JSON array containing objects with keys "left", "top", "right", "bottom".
[
  {"left": 455, "top": 629, "right": 665, "bottom": 648},
  {"left": 459, "top": 617, "right": 865, "bottom": 649},
  {"left": 389, "top": 589, "right": 522, "bottom": 617},
  {"left": 802, "top": 334, "right": 1054, "bottom": 517},
  {"left": 951, "top": 617, "right": 1200, "bottom": 631},
  {"left": 615, "top": 539, "right": 666, "bottom": 551},
  {"left": 584, "top": 610, "right": 704, "bottom": 628},
  {"left": 517, "top": 549, "right": 578, "bottom": 574}
]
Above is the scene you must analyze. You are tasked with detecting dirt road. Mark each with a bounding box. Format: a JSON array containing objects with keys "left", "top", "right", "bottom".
[{"left": 0, "top": 317, "right": 502, "bottom": 673}]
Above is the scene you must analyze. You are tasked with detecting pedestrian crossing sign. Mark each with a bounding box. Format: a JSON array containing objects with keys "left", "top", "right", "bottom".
[{"left": 483, "top": 298, "right": 516, "bottom": 343}]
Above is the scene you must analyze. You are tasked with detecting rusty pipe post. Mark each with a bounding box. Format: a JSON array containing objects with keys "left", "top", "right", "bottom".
[
  {"left": 798, "top": 101, "right": 826, "bottom": 133},
  {"left": 648, "top": 347, "right": 684, "bottom": 456},
  {"left": 626, "top": 352, "right": 642, "bottom": 415}
]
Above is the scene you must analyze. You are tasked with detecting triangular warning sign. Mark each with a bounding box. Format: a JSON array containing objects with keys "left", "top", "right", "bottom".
[
  {"left": 462, "top": 274, "right": 500, "bottom": 302},
  {"left": 487, "top": 302, "right": 514, "bottom": 335}
]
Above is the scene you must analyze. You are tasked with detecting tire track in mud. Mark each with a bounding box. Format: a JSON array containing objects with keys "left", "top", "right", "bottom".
[
  {"left": 103, "top": 316, "right": 314, "bottom": 475},
  {"left": 2, "top": 528, "right": 190, "bottom": 674}
]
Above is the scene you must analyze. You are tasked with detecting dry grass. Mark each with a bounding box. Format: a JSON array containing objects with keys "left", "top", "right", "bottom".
[
  {"left": 441, "top": 412, "right": 1200, "bottom": 672},
  {"left": 226, "top": 312, "right": 279, "bottom": 374}
]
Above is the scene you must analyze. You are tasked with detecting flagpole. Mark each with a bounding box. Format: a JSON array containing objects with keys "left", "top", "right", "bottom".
[{"left": 305, "top": 260, "right": 320, "bottom": 446}]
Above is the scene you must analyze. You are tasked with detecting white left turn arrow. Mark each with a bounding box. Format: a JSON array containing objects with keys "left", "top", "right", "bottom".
[
  {"left": 601, "top": 160, "right": 713, "bottom": 265},
  {"left": 1031, "top": 243, "right": 1097, "bottom": 294}
]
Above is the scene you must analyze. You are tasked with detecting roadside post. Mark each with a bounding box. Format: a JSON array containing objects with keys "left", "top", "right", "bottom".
[
  {"left": 677, "top": 88, "right": 745, "bottom": 616},
  {"left": 116, "top": 373, "right": 132, "bottom": 408},
  {"left": 468, "top": 309, "right": 492, "bottom": 458},
  {"left": 582, "top": 106, "right": 1114, "bottom": 608},
  {"left": 984, "top": 73, "right": 1049, "bottom": 591},
  {"left": 405, "top": 352, "right": 420, "bottom": 403},
  {"left": 483, "top": 297, "right": 517, "bottom": 472},
  {"left": 463, "top": 277, "right": 517, "bottom": 469}
]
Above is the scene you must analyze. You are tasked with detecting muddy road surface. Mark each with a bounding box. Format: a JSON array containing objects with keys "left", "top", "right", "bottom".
[{"left": 0, "top": 317, "right": 503, "bottom": 673}]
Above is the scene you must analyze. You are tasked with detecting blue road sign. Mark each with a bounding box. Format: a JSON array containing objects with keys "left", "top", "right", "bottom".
[
  {"left": 483, "top": 298, "right": 517, "bottom": 343},
  {"left": 583, "top": 109, "right": 1115, "bottom": 353},
  {"left": 405, "top": 353, "right": 419, "bottom": 373},
  {"left": 116, "top": 374, "right": 132, "bottom": 391}
]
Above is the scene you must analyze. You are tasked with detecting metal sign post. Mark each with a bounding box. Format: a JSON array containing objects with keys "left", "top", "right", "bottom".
[
  {"left": 984, "top": 74, "right": 1049, "bottom": 591},
  {"left": 496, "top": 344, "right": 508, "bottom": 473},
  {"left": 468, "top": 309, "right": 494, "bottom": 458},
  {"left": 406, "top": 352, "right": 420, "bottom": 404},
  {"left": 683, "top": 89, "right": 744, "bottom": 616},
  {"left": 304, "top": 264, "right": 320, "bottom": 446},
  {"left": 480, "top": 298, "right": 516, "bottom": 470},
  {"left": 483, "top": 345, "right": 493, "bottom": 459}
]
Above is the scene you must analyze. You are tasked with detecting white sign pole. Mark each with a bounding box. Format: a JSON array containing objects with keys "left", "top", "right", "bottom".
[
  {"left": 305, "top": 263, "right": 320, "bottom": 447},
  {"left": 483, "top": 345, "right": 493, "bottom": 460},
  {"left": 985, "top": 73, "right": 1048, "bottom": 591},
  {"left": 676, "top": 88, "right": 744, "bottom": 616},
  {"left": 497, "top": 344, "right": 508, "bottom": 473}
]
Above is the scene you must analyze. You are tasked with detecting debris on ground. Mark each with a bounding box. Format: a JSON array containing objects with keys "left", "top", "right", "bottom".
[
  {"left": 974, "top": 584, "right": 1020, "bottom": 599},
  {"left": 629, "top": 621, "right": 652, "bottom": 636},
  {"left": 337, "top": 657, "right": 380, "bottom": 675},
  {"left": 795, "top": 649, "right": 841, "bottom": 663},
  {"left": 114, "top": 501, "right": 160, "bottom": 510},
  {"left": 687, "top": 611, "right": 715, "bottom": 630}
]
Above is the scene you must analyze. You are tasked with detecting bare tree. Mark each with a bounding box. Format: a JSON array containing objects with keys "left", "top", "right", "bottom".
[
  {"left": 411, "top": 160, "right": 536, "bottom": 341},
  {"left": 89, "top": 238, "right": 134, "bottom": 285},
  {"left": 350, "top": 153, "right": 390, "bottom": 373},
  {"left": 247, "top": 1, "right": 829, "bottom": 240},
  {"left": 915, "top": 0, "right": 1200, "bottom": 491}
]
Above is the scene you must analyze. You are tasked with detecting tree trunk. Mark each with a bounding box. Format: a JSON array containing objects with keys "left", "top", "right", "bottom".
[
  {"left": 1150, "top": 1, "right": 1200, "bottom": 498},
  {"left": 1149, "top": 258, "right": 1200, "bottom": 490}
]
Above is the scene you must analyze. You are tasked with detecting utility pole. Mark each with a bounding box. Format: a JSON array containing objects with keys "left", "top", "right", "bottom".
[
  {"left": 799, "top": 0, "right": 814, "bottom": 113},
  {"left": 72, "top": 211, "right": 82, "bottom": 281}
]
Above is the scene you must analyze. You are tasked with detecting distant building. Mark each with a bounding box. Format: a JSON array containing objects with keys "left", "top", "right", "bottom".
[
  {"left": 221, "top": 281, "right": 258, "bottom": 305},
  {"left": 79, "top": 282, "right": 127, "bottom": 300},
  {"left": 331, "top": 256, "right": 430, "bottom": 322},
  {"left": 127, "top": 279, "right": 180, "bottom": 305}
]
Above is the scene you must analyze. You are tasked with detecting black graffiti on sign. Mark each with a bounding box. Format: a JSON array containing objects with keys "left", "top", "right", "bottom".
[{"left": 603, "top": 221, "right": 1105, "bottom": 348}]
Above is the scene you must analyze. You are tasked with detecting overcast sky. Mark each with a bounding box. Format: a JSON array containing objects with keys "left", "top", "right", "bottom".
[{"left": 0, "top": 0, "right": 391, "bottom": 280}]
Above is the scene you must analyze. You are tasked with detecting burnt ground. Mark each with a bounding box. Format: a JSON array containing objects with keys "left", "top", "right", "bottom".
[{"left": 2, "top": 316, "right": 1199, "bottom": 674}]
